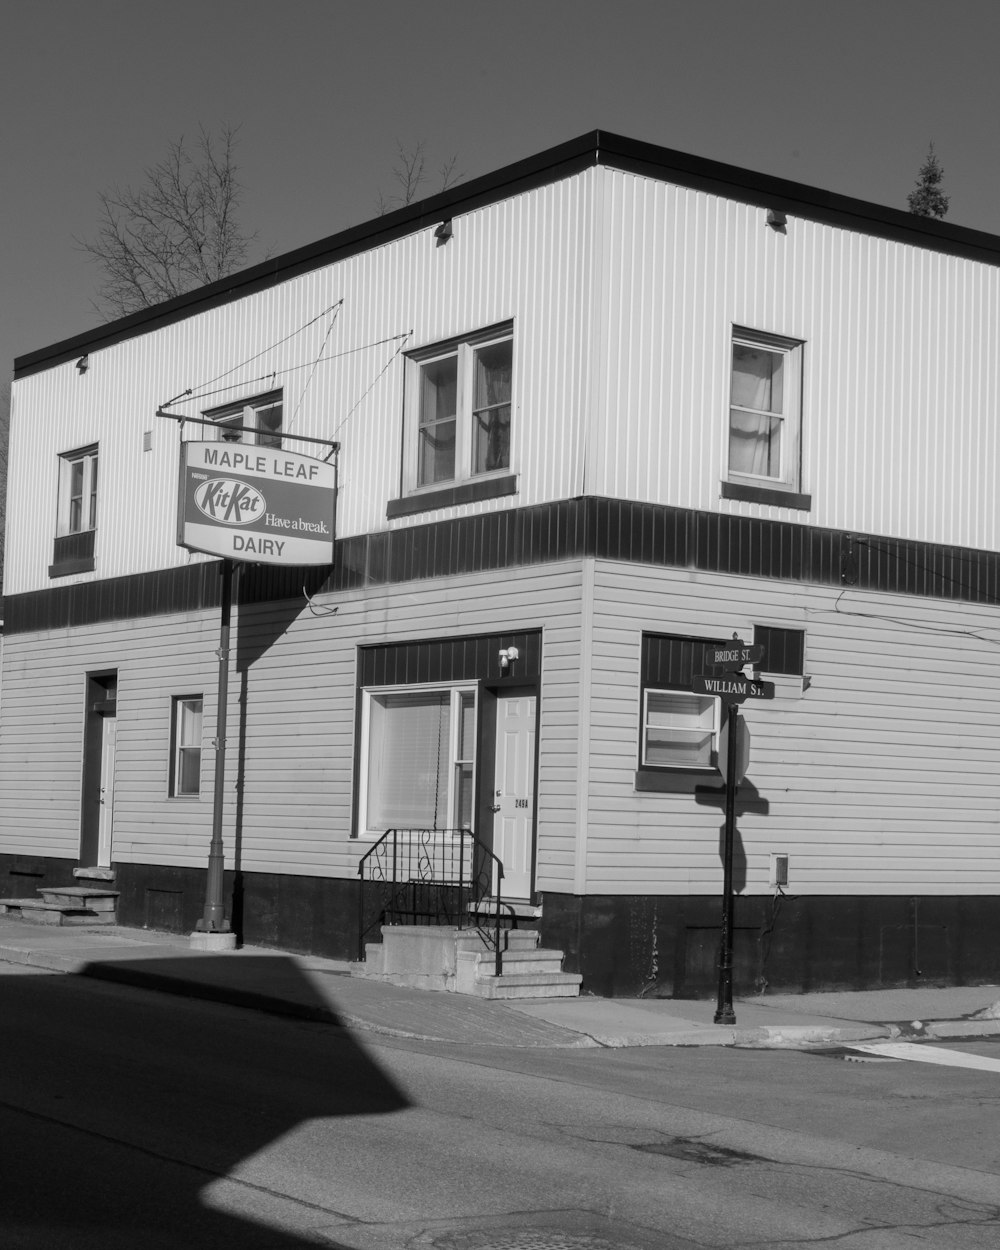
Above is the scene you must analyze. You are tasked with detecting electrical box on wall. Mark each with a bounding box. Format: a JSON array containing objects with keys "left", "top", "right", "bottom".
[{"left": 770, "top": 853, "right": 789, "bottom": 888}]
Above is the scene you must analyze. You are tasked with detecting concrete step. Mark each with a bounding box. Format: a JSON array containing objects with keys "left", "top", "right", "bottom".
[
  {"left": 494, "top": 949, "right": 568, "bottom": 976},
  {"left": 38, "top": 887, "right": 119, "bottom": 912},
  {"left": 74, "top": 866, "right": 116, "bottom": 885},
  {"left": 469, "top": 898, "right": 542, "bottom": 923},
  {"left": 0, "top": 898, "right": 116, "bottom": 926},
  {"left": 470, "top": 971, "right": 583, "bottom": 1000}
]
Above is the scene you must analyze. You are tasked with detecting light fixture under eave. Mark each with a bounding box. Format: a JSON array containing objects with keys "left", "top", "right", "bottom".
[
  {"left": 434, "top": 219, "right": 453, "bottom": 244},
  {"left": 75, "top": 355, "right": 89, "bottom": 373},
  {"left": 766, "top": 208, "right": 787, "bottom": 231}
]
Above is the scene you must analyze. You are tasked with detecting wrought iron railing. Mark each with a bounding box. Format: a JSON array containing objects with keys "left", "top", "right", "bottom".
[{"left": 357, "top": 828, "right": 505, "bottom": 976}]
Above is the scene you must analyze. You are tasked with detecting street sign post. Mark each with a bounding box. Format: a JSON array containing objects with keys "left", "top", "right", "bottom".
[
  {"left": 693, "top": 634, "right": 770, "bottom": 1026},
  {"left": 717, "top": 715, "right": 750, "bottom": 786}
]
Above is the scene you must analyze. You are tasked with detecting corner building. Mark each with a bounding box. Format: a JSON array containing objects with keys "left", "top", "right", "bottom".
[{"left": 3, "top": 132, "right": 1000, "bottom": 995}]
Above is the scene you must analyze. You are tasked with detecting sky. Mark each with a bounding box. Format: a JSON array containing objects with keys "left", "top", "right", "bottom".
[{"left": 3, "top": 0, "right": 1000, "bottom": 383}]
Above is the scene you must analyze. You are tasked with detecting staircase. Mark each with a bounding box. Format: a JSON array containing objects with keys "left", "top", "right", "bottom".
[
  {"left": 0, "top": 867, "right": 119, "bottom": 927},
  {"left": 457, "top": 928, "right": 582, "bottom": 999},
  {"left": 353, "top": 923, "right": 581, "bottom": 1000}
]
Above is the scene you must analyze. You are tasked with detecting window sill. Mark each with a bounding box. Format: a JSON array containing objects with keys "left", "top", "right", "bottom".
[
  {"left": 634, "top": 767, "right": 721, "bottom": 794},
  {"left": 387, "top": 473, "right": 517, "bottom": 519},
  {"left": 721, "top": 481, "right": 812, "bottom": 511}
]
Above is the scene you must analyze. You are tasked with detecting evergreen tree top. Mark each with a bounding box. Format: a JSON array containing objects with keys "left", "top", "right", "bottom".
[{"left": 907, "top": 143, "right": 949, "bottom": 220}]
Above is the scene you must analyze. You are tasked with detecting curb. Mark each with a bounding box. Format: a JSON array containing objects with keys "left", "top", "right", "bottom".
[{"left": 4, "top": 939, "right": 999, "bottom": 1050}]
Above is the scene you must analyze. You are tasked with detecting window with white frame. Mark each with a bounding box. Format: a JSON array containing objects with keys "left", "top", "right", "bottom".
[
  {"left": 360, "top": 686, "right": 476, "bottom": 834},
  {"left": 642, "top": 690, "right": 720, "bottom": 769},
  {"left": 207, "top": 391, "right": 283, "bottom": 448},
  {"left": 727, "top": 329, "right": 803, "bottom": 492},
  {"left": 406, "top": 328, "right": 512, "bottom": 491},
  {"left": 57, "top": 445, "right": 99, "bottom": 536},
  {"left": 171, "top": 696, "right": 203, "bottom": 797}
]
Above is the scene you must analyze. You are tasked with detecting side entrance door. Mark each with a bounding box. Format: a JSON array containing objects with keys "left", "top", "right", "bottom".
[
  {"left": 80, "top": 672, "right": 117, "bottom": 867},
  {"left": 491, "top": 692, "right": 537, "bottom": 900},
  {"left": 97, "top": 714, "right": 117, "bottom": 867}
]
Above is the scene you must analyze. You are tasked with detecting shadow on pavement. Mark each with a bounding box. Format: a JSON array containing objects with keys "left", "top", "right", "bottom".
[{"left": 2, "top": 956, "right": 410, "bottom": 1248}]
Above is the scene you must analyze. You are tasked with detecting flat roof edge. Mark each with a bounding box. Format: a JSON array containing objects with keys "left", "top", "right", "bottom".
[{"left": 16, "top": 129, "right": 1000, "bottom": 378}]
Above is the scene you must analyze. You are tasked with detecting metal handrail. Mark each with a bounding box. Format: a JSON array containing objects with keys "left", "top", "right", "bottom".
[{"left": 357, "top": 828, "right": 505, "bottom": 976}]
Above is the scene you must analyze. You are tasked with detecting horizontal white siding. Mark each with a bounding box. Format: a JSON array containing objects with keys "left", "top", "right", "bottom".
[
  {"left": 585, "top": 559, "right": 1000, "bottom": 897},
  {"left": 0, "top": 563, "right": 584, "bottom": 883},
  {"left": 591, "top": 168, "right": 1000, "bottom": 548},
  {"left": 5, "top": 173, "right": 598, "bottom": 597}
]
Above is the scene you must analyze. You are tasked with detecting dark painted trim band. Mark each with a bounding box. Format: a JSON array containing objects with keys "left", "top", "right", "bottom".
[
  {"left": 5, "top": 496, "right": 1000, "bottom": 635},
  {"left": 720, "top": 481, "right": 812, "bottom": 511},
  {"left": 17, "top": 131, "right": 1000, "bottom": 378},
  {"left": 386, "top": 474, "right": 518, "bottom": 518}
]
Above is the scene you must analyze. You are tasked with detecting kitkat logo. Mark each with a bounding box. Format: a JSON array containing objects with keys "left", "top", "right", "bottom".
[{"left": 194, "top": 478, "right": 266, "bottom": 526}]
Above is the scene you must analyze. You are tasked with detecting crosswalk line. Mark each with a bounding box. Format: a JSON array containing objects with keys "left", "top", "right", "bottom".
[{"left": 846, "top": 1041, "right": 1000, "bottom": 1073}]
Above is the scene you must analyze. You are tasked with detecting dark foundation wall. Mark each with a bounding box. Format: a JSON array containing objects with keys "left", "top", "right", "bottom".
[
  {"left": 539, "top": 891, "right": 1000, "bottom": 998},
  {"left": 0, "top": 853, "right": 78, "bottom": 897},
  {"left": 114, "top": 863, "right": 358, "bottom": 959}
]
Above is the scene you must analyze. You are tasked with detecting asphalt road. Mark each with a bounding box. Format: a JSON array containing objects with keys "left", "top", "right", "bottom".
[{"left": 2, "top": 963, "right": 999, "bottom": 1249}]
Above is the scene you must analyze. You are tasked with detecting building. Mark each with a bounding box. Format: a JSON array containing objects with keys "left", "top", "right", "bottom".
[{"left": 3, "top": 131, "right": 1000, "bottom": 996}]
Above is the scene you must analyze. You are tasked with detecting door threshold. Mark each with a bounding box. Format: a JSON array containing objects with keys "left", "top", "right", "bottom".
[{"left": 470, "top": 897, "right": 541, "bottom": 922}]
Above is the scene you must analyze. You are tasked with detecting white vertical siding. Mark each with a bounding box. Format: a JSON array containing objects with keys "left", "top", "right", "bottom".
[
  {"left": 584, "top": 560, "right": 1000, "bottom": 897},
  {"left": 591, "top": 168, "right": 1000, "bottom": 549},
  {"left": 9, "top": 160, "right": 1000, "bottom": 597},
  {"left": 5, "top": 173, "right": 599, "bottom": 597}
]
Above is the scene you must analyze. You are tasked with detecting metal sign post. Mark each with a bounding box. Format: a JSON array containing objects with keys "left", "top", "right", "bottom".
[
  {"left": 158, "top": 407, "right": 342, "bottom": 952},
  {"left": 715, "top": 702, "right": 740, "bottom": 1025},
  {"left": 194, "top": 557, "right": 235, "bottom": 944},
  {"left": 692, "top": 635, "right": 772, "bottom": 1025}
]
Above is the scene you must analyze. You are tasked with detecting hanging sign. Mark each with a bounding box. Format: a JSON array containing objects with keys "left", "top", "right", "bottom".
[{"left": 177, "top": 442, "right": 337, "bottom": 566}]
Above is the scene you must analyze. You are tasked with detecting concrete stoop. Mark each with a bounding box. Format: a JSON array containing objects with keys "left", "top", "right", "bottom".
[
  {"left": 0, "top": 867, "right": 119, "bottom": 927},
  {"left": 351, "top": 923, "right": 581, "bottom": 999}
]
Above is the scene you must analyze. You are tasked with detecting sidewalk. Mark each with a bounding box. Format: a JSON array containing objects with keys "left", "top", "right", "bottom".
[{"left": 2, "top": 915, "right": 999, "bottom": 1050}]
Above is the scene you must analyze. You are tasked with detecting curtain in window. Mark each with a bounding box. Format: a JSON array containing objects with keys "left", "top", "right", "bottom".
[
  {"left": 730, "top": 345, "right": 783, "bottom": 477},
  {"left": 472, "top": 341, "right": 512, "bottom": 474},
  {"left": 418, "top": 358, "right": 458, "bottom": 485},
  {"left": 367, "top": 692, "right": 450, "bottom": 829}
]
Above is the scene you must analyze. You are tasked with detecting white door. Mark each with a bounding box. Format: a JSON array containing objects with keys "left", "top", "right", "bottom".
[
  {"left": 492, "top": 694, "right": 536, "bottom": 899},
  {"left": 97, "top": 715, "right": 116, "bottom": 867}
]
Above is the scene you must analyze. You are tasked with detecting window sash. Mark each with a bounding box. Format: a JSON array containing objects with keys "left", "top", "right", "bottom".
[
  {"left": 172, "top": 697, "right": 203, "bottom": 796},
  {"left": 407, "top": 331, "right": 513, "bottom": 491},
  {"left": 642, "top": 689, "right": 719, "bottom": 769},
  {"left": 57, "top": 447, "right": 98, "bottom": 536},
  {"left": 361, "top": 685, "right": 477, "bottom": 834},
  {"left": 209, "top": 394, "right": 283, "bottom": 448},
  {"left": 728, "top": 332, "right": 801, "bottom": 488}
]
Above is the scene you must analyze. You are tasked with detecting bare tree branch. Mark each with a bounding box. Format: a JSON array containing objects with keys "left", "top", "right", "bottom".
[
  {"left": 78, "top": 124, "right": 261, "bottom": 319},
  {"left": 376, "top": 140, "right": 463, "bottom": 215}
]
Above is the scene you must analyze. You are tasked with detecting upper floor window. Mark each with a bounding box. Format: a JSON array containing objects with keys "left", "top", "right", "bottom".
[
  {"left": 725, "top": 328, "right": 807, "bottom": 506},
  {"left": 50, "top": 444, "right": 99, "bottom": 577},
  {"left": 206, "top": 390, "right": 283, "bottom": 449},
  {"left": 406, "top": 327, "right": 513, "bottom": 492},
  {"left": 57, "top": 445, "right": 99, "bottom": 536}
]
